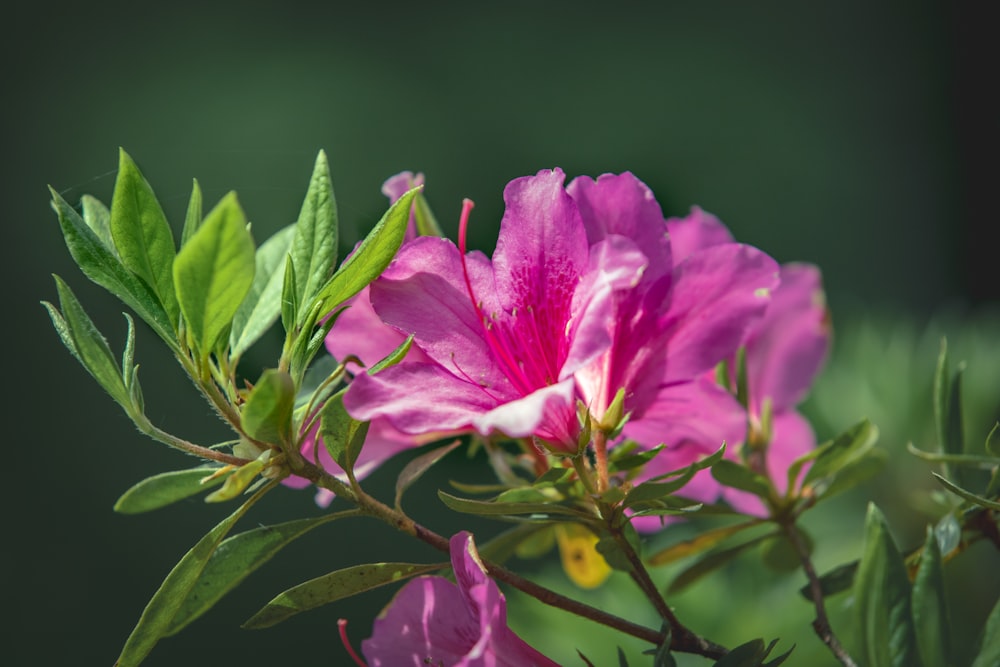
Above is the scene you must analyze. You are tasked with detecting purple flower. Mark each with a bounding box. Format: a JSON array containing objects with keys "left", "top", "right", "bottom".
[
  {"left": 345, "top": 170, "right": 778, "bottom": 456},
  {"left": 362, "top": 531, "right": 559, "bottom": 667}
]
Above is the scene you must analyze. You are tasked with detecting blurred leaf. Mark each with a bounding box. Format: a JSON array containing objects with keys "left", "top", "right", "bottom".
[
  {"left": 395, "top": 440, "right": 462, "bottom": 509},
  {"left": 312, "top": 186, "right": 420, "bottom": 315},
  {"left": 985, "top": 422, "right": 1000, "bottom": 458},
  {"left": 110, "top": 148, "right": 179, "bottom": 325},
  {"left": 819, "top": 448, "right": 888, "bottom": 500},
  {"left": 853, "top": 503, "right": 922, "bottom": 667},
  {"left": 971, "top": 594, "right": 1000, "bottom": 667},
  {"left": 513, "top": 526, "right": 556, "bottom": 559},
  {"left": 934, "top": 338, "right": 968, "bottom": 486},
  {"left": 44, "top": 276, "right": 129, "bottom": 410},
  {"left": 50, "top": 187, "right": 176, "bottom": 347},
  {"left": 230, "top": 224, "right": 295, "bottom": 359},
  {"left": 906, "top": 443, "right": 998, "bottom": 469},
  {"left": 80, "top": 194, "right": 115, "bottom": 255},
  {"left": 648, "top": 519, "right": 763, "bottom": 566},
  {"left": 711, "top": 460, "right": 772, "bottom": 498},
  {"left": 713, "top": 638, "right": 791, "bottom": 667},
  {"left": 802, "top": 419, "right": 878, "bottom": 489},
  {"left": 173, "top": 192, "right": 256, "bottom": 358},
  {"left": 609, "top": 443, "right": 666, "bottom": 472},
  {"left": 180, "top": 178, "right": 202, "bottom": 247},
  {"left": 912, "top": 527, "right": 951, "bottom": 667},
  {"left": 667, "top": 533, "right": 775, "bottom": 595},
  {"left": 114, "top": 481, "right": 273, "bottom": 667},
  {"left": 557, "top": 523, "right": 612, "bottom": 589},
  {"left": 759, "top": 528, "right": 811, "bottom": 573},
  {"left": 243, "top": 561, "right": 442, "bottom": 629},
  {"left": 618, "top": 646, "right": 630, "bottom": 667},
  {"left": 476, "top": 523, "right": 553, "bottom": 564},
  {"left": 437, "top": 490, "right": 588, "bottom": 520},
  {"left": 319, "top": 389, "right": 369, "bottom": 474},
  {"left": 289, "top": 150, "right": 338, "bottom": 326},
  {"left": 931, "top": 473, "right": 1000, "bottom": 510},
  {"left": 799, "top": 560, "right": 859, "bottom": 602},
  {"left": 933, "top": 513, "right": 961, "bottom": 556},
  {"left": 240, "top": 369, "right": 295, "bottom": 445},
  {"left": 114, "top": 467, "right": 229, "bottom": 514},
  {"left": 166, "top": 512, "right": 350, "bottom": 635}
]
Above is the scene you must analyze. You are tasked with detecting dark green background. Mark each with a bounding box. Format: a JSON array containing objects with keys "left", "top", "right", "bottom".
[{"left": 3, "top": 1, "right": 995, "bottom": 665}]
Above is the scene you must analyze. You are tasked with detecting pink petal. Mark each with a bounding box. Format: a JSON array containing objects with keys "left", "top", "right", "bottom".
[{"left": 665, "top": 206, "right": 735, "bottom": 260}]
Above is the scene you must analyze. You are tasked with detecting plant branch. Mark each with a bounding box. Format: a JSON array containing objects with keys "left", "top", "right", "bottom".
[
  {"left": 781, "top": 519, "right": 857, "bottom": 667},
  {"left": 138, "top": 418, "right": 250, "bottom": 467}
]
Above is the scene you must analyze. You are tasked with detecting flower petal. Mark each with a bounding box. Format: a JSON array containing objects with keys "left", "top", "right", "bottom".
[{"left": 666, "top": 206, "right": 735, "bottom": 260}]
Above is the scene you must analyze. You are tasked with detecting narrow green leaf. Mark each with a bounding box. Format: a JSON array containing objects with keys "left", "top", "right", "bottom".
[
  {"left": 912, "top": 527, "right": 951, "bottom": 667},
  {"left": 714, "top": 639, "right": 765, "bottom": 667},
  {"left": 437, "top": 490, "right": 589, "bottom": 519},
  {"left": 818, "top": 448, "right": 888, "bottom": 500},
  {"left": 667, "top": 533, "right": 775, "bottom": 595},
  {"left": 971, "top": 594, "right": 1000, "bottom": 667},
  {"left": 50, "top": 187, "right": 176, "bottom": 347},
  {"left": 711, "top": 460, "right": 773, "bottom": 498},
  {"left": 230, "top": 224, "right": 295, "bottom": 359},
  {"left": 173, "top": 192, "right": 256, "bottom": 358},
  {"left": 932, "top": 473, "right": 1000, "bottom": 510},
  {"left": 985, "top": 422, "right": 1000, "bottom": 457},
  {"left": 48, "top": 276, "right": 129, "bottom": 409},
  {"left": 110, "top": 148, "right": 179, "bottom": 324},
  {"left": 734, "top": 346, "right": 749, "bottom": 409},
  {"left": 618, "top": 646, "right": 630, "bottom": 667},
  {"left": 648, "top": 520, "right": 763, "bottom": 566},
  {"left": 80, "top": 194, "right": 115, "bottom": 255},
  {"left": 204, "top": 458, "right": 266, "bottom": 503},
  {"left": 113, "top": 467, "right": 229, "bottom": 514},
  {"left": 312, "top": 187, "right": 420, "bottom": 315},
  {"left": 280, "top": 253, "right": 297, "bottom": 335},
  {"left": 319, "top": 389, "right": 369, "bottom": 473},
  {"left": 906, "top": 443, "right": 999, "bottom": 468},
  {"left": 180, "top": 178, "right": 203, "bottom": 247},
  {"left": 166, "top": 512, "right": 351, "bottom": 635},
  {"left": 121, "top": 314, "right": 137, "bottom": 390},
  {"left": 115, "top": 481, "right": 274, "bottom": 667},
  {"left": 243, "top": 561, "right": 442, "bottom": 629},
  {"left": 801, "top": 419, "right": 879, "bottom": 489},
  {"left": 395, "top": 440, "right": 462, "bottom": 509},
  {"left": 241, "top": 369, "right": 295, "bottom": 445},
  {"left": 290, "top": 150, "right": 338, "bottom": 325},
  {"left": 853, "top": 503, "right": 922, "bottom": 667},
  {"left": 368, "top": 334, "right": 414, "bottom": 374},
  {"left": 799, "top": 561, "right": 858, "bottom": 602},
  {"left": 413, "top": 190, "right": 444, "bottom": 237}
]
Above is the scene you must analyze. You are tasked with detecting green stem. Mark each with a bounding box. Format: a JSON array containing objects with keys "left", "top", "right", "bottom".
[{"left": 138, "top": 419, "right": 250, "bottom": 467}]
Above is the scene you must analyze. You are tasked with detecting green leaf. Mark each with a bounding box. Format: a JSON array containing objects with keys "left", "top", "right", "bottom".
[
  {"left": 113, "top": 467, "right": 229, "bottom": 514},
  {"left": 912, "top": 527, "right": 951, "bottom": 667},
  {"left": 853, "top": 503, "right": 922, "bottom": 667},
  {"left": 80, "top": 194, "right": 116, "bottom": 255},
  {"left": 906, "top": 443, "right": 999, "bottom": 469},
  {"left": 711, "top": 460, "right": 772, "bottom": 498},
  {"left": 437, "top": 490, "right": 589, "bottom": 520},
  {"left": 395, "top": 440, "right": 462, "bottom": 509},
  {"left": 971, "top": 594, "right": 1000, "bottom": 667},
  {"left": 243, "top": 561, "right": 442, "bottom": 629},
  {"left": 50, "top": 187, "right": 176, "bottom": 347},
  {"left": 289, "top": 150, "right": 338, "bottom": 326},
  {"left": 667, "top": 533, "right": 776, "bottom": 595},
  {"left": 230, "top": 224, "right": 295, "bottom": 360},
  {"left": 413, "top": 190, "right": 444, "bottom": 236},
  {"left": 931, "top": 473, "right": 1000, "bottom": 510},
  {"left": 819, "top": 448, "right": 888, "bottom": 499},
  {"left": 477, "top": 523, "right": 554, "bottom": 564},
  {"left": 240, "top": 369, "right": 295, "bottom": 445},
  {"left": 180, "top": 178, "right": 202, "bottom": 247},
  {"left": 173, "top": 192, "right": 256, "bottom": 358},
  {"left": 166, "top": 512, "right": 351, "bottom": 635},
  {"left": 319, "top": 389, "right": 369, "bottom": 474},
  {"left": 45, "top": 276, "right": 129, "bottom": 409},
  {"left": 647, "top": 520, "right": 763, "bottom": 566},
  {"left": 759, "top": 529, "right": 811, "bottom": 573},
  {"left": 800, "top": 419, "right": 880, "bottom": 496},
  {"left": 114, "top": 481, "right": 273, "bottom": 667},
  {"left": 985, "top": 422, "right": 1000, "bottom": 458},
  {"left": 204, "top": 458, "right": 266, "bottom": 503},
  {"left": 312, "top": 186, "right": 420, "bottom": 316},
  {"left": 280, "top": 253, "right": 297, "bottom": 335},
  {"left": 110, "top": 148, "right": 179, "bottom": 324}
]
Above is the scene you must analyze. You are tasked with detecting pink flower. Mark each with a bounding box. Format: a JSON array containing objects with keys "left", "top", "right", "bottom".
[
  {"left": 362, "top": 531, "right": 559, "bottom": 667},
  {"left": 345, "top": 170, "right": 778, "bottom": 456}
]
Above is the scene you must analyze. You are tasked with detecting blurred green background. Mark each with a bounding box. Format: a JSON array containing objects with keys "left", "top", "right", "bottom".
[{"left": 3, "top": 1, "right": 997, "bottom": 665}]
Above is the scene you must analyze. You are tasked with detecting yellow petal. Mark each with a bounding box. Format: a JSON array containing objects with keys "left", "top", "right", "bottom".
[{"left": 555, "top": 523, "right": 612, "bottom": 589}]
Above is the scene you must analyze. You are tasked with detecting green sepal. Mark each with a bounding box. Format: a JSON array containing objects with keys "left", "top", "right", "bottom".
[
  {"left": 912, "top": 527, "right": 951, "bottom": 667},
  {"left": 80, "top": 194, "right": 115, "bottom": 256},
  {"left": 44, "top": 276, "right": 130, "bottom": 411},
  {"left": 971, "top": 594, "right": 1000, "bottom": 667},
  {"left": 289, "top": 150, "right": 338, "bottom": 327},
  {"left": 437, "top": 490, "right": 590, "bottom": 520},
  {"left": 241, "top": 369, "right": 295, "bottom": 446},
  {"left": 242, "top": 561, "right": 444, "bottom": 629},
  {"left": 205, "top": 457, "right": 267, "bottom": 503},
  {"left": 173, "top": 191, "right": 256, "bottom": 359},
  {"left": 110, "top": 148, "right": 179, "bottom": 325},
  {"left": 113, "top": 467, "right": 230, "bottom": 514},
  {"left": 230, "top": 224, "right": 295, "bottom": 360},
  {"left": 165, "top": 511, "right": 351, "bottom": 636},
  {"left": 395, "top": 440, "right": 462, "bottom": 510},
  {"left": 853, "top": 503, "right": 923, "bottom": 667},
  {"left": 180, "top": 178, "right": 202, "bottom": 247},
  {"left": 647, "top": 519, "right": 763, "bottom": 566},
  {"left": 50, "top": 187, "right": 177, "bottom": 348},
  {"left": 113, "top": 481, "right": 274, "bottom": 667},
  {"left": 310, "top": 186, "right": 420, "bottom": 316}
]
